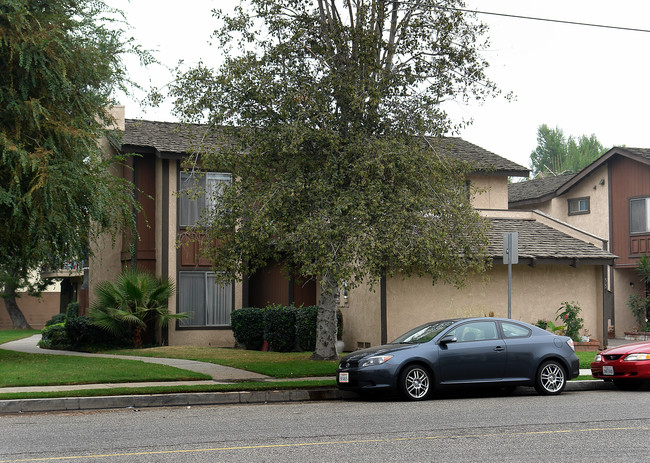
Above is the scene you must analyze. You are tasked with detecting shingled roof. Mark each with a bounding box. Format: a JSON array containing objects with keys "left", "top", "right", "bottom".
[
  {"left": 434, "top": 137, "right": 528, "bottom": 176},
  {"left": 508, "top": 173, "right": 576, "bottom": 205},
  {"left": 115, "top": 119, "right": 529, "bottom": 175},
  {"left": 486, "top": 218, "right": 615, "bottom": 265}
]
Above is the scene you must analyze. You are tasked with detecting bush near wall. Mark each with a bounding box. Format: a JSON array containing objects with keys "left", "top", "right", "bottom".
[
  {"left": 263, "top": 304, "right": 297, "bottom": 352},
  {"left": 231, "top": 304, "right": 343, "bottom": 352},
  {"left": 38, "top": 302, "right": 130, "bottom": 351},
  {"left": 230, "top": 307, "right": 265, "bottom": 350}
]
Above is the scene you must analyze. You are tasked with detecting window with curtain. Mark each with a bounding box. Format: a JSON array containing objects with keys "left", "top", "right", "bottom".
[
  {"left": 179, "top": 171, "right": 232, "bottom": 227},
  {"left": 178, "top": 271, "right": 233, "bottom": 327},
  {"left": 630, "top": 197, "right": 650, "bottom": 234}
]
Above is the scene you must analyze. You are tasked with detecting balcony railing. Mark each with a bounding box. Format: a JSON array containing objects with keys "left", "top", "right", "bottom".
[{"left": 41, "top": 260, "right": 86, "bottom": 278}]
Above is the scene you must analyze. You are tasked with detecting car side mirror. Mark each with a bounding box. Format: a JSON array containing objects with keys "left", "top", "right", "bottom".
[{"left": 439, "top": 335, "right": 457, "bottom": 345}]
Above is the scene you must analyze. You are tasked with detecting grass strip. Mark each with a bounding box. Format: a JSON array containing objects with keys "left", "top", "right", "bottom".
[
  {"left": 102, "top": 346, "right": 340, "bottom": 378},
  {"left": 0, "top": 380, "right": 336, "bottom": 400},
  {"left": 576, "top": 351, "right": 597, "bottom": 369},
  {"left": 0, "top": 349, "right": 210, "bottom": 387}
]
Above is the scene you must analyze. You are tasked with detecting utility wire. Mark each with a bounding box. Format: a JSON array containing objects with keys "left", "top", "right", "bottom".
[{"left": 451, "top": 7, "right": 650, "bottom": 34}]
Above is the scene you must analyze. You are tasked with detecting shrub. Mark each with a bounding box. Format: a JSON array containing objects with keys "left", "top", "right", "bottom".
[
  {"left": 295, "top": 306, "right": 319, "bottom": 351},
  {"left": 627, "top": 294, "right": 649, "bottom": 331},
  {"left": 231, "top": 307, "right": 265, "bottom": 350},
  {"left": 45, "top": 313, "right": 67, "bottom": 327},
  {"left": 66, "top": 315, "right": 129, "bottom": 350},
  {"left": 39, "top": 323, "right": 69, "bottom": 349},
  {"left": 263, "top": 304, "right": 297, "bottom": 352},
  {"left": 556, "top": 302, "right": 583, "bottom": 342},
  {"left": 65, "top": 301, "right": 79, "bottom": 319}
]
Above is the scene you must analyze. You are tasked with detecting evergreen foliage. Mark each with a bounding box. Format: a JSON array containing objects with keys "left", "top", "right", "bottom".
[
  {"left": 0, "top": 0, "right": 152, "bottom": 328},
  {"left": 172, "top": 0, "right": 500, "bottom": 359},
  {"left": 89, "top": 269, "right": 186, "bottom": 347},
  {"left": 530, "top": 124, "right": 605, "bottom": 176}
]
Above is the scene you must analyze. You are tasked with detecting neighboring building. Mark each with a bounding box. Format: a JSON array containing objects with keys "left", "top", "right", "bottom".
[
  {"left": 82, "top": 107, "right": 615, "bottom": 348},
  {"left": 509, "top": 146, "right": 650, "bottom": 337}
]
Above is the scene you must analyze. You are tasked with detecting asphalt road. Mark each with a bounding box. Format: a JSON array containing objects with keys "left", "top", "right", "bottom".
[{"left": 1, "top": 388, "right": 649, "bottom": 462}]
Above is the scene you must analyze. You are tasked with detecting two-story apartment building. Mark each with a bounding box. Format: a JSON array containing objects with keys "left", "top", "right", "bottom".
[
  {"left": 509, "top": 146, "right": 650, "bottom": 337},
  {"left": 81, "top": 107, "right": 615, "bottom": 348}
]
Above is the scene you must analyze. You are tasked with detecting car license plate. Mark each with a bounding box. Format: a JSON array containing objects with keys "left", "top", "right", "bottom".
[
  {"left": 339, "top": 372, "right": 349, "bottom": 383},
  {"left": 603, "top": 366, "right": 614, "bottom": 376}
]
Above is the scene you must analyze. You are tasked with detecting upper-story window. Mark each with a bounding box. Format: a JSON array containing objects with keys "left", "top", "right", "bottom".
[
  {"left": 179, "top": 171, "right": 232, "bottom": 227},
  {"left": 630, "top": 196, "right": 650, "bottom": 234},
  {"left": 568, "top": 197, "right": 590, "bottom": 215}
]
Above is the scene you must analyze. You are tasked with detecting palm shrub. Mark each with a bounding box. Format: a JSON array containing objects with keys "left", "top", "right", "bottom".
[{"left": 89, "top": 268, "right": 188, "bottom": 347}]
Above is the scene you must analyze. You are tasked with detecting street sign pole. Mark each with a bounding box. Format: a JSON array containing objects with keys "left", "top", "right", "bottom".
[{"left": 503, "top": 232, "right": 519, "bottom": 319}]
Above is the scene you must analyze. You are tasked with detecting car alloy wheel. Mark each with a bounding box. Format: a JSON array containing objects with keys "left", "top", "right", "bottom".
[
  {"left": 400, "top": 365, "right": 431, "bottom": 400},
  {"left": 535, "top": 360, "right": 566, "bottom": 395}
]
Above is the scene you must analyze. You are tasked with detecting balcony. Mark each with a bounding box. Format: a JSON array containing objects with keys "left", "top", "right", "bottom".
[{"left": 41, "top": 260, "right": 85, "bottom": 279}]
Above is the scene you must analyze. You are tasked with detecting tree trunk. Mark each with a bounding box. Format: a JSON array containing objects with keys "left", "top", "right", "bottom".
[
  {"left": 3, "top": 282, "right": 32, "bottom": 329},
  {"left": 311, "top": 275, "right": 339, "bottom": 360}
]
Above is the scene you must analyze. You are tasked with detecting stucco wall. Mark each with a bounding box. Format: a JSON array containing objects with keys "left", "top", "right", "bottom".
[
  {"left": 341, "top": 263, "right": 604, "bottom": 348},
  {"left": 470, "top": 174, "right": 509, "bottom": 210},
  {"left": 546, "top": 165, "right": 610, "bottom": 241},
  {"left": 338, "top": 279, "right": 382, "bottom": 349},
  {"left": 0, "top": 292, "right": 60, "bottom": 329},
  {"left": 614, "top": 268, "right": 644, "bottom": 335}
]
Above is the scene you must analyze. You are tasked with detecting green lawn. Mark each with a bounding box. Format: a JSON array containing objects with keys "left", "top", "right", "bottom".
[
  {"left": 0, "top": 329, "right": 40, "bottom": 344},
  {"left": 102, "top": 345, "right": 340, "bottom": 378},
  {"left": 0, "top": 349, "right": 210, "bottom": 387},
  {"left": 576, "top": 351, "right": 597, "bottom": 369}
]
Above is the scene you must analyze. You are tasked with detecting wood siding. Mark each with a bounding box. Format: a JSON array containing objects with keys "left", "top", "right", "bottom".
[
  {"left": 610, "top": 156, "right": 650, "bottom": 267},
  {"left": 121, "top": 155, "right": 156, "bottom": 273}
]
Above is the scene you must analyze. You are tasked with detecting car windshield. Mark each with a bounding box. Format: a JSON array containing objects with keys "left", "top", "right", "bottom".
[{"left": 391, "top": 320, "right": 456, "bottom": 344}]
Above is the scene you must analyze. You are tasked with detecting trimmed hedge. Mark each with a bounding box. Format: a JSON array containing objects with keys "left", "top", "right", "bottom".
[
  {"left": 231, "top": 307, "right": 265, "bottom": 350},
  {"left": 231, "top": 304, "right": 344, "bottom": 352},
  {"left": 295, "top": 306, "right": 319, "bottom": 351},
  {"left": 263, "top": 304, "right": 297, "bottom": 352}
]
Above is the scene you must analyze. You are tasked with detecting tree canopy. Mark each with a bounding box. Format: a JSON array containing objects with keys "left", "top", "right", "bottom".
[
  {"left": 530, "top": 124, "right": 605, "bottom": 177},
  {"left": 0, "top": 0, "right": 148, "bottom": 328},
  {"left": 172, "top": 0, "right": 501, "bottom": 359}
]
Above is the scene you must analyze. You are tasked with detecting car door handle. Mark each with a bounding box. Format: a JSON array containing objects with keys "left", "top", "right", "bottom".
[{"left": 494, "top": 346, "right": 505, "bottom": 352}]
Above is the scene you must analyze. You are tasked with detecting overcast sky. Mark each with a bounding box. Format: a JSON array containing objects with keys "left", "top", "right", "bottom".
[{"left": 109, "top": 0, "right": 650, "bottom": 172}]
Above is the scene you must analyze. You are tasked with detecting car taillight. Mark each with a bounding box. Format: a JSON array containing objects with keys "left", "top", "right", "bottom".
[{"left": 566, "top": 339, "right": 575, "bottom": 351}]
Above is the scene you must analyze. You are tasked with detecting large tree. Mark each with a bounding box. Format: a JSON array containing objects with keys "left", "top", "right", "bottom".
[
  {"left": 172, "top": 0, "right": 501, "bottom": 359},
  {"left": 0, "top": 0, "right": 146, "bottom": 328},
  {"left": 530, "top": 124, "right": 605, "bottom": 176}
]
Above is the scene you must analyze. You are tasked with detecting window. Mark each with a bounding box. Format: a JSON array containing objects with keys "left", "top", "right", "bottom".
[
  {"left": 501, "top": 322, "right": 531, "bottom": 339},
  {"left": 630, "top": 197, "right": 650, "bottom": 234},
  {"left": 179, "top": 171, "right": 232, "bottom": 227},
  {"left": 178, "top": 271, "right": 233, "bottom": 327},
  {"left": 446, "top": 321, "right": 498, "bottom": 342},
  {"left": 568, "top": 197, "right": 590, "bottom": 215}
]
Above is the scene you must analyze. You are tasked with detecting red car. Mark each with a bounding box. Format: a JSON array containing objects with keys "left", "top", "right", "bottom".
[{"left": 591, "top": 341, "right": 650, "bottom": 390}]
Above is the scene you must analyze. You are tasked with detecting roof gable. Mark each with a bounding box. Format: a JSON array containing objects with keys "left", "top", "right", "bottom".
[{"left": 509, "top": 146, "right": 650, "bottom": 206}]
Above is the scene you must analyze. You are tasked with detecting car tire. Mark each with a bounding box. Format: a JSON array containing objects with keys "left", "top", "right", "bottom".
[
  {"left": 534, "top": 360, "right": 566, "bottom": 395},
  {"left": 613, "top": 379, "right": 642, "bottom": 391},
  {"left": 399, "top": 364, "right": 431, "bottom": 401}
]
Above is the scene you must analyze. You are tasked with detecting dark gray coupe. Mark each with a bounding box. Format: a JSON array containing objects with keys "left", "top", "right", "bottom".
[{"left": 337, "top": 317, "right": 579, "bottom": 400}]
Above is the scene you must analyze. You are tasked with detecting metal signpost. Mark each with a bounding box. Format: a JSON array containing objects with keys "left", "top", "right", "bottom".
[{"left": 503, "top": 232, "right": 518, "bottom": 319}]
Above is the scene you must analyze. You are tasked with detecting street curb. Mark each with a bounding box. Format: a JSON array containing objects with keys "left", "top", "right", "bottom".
[
  {"left": 0, "top": 381, "right": 614, "bottom": 414},
  {"left": 0, "top": 388, "right": 344, "bottom": 414}
]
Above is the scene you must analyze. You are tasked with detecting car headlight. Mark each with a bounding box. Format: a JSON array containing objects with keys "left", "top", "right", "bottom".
[
  {"left": 361, "top": 355, "right": 393, "bottom": 367},
  {"left": 624, "top": 353, "right": 650, "bottom": 361},
  {"left": 594, "top": 354, "right": 602, "bottom": 362}
]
